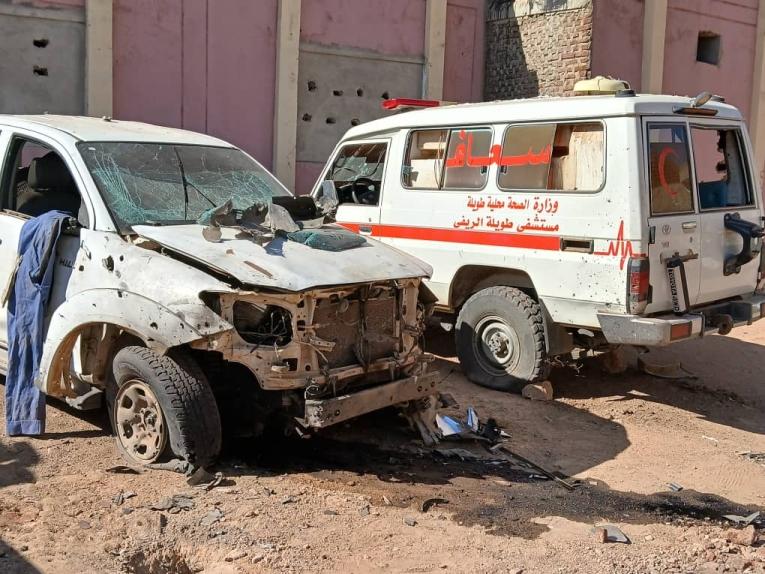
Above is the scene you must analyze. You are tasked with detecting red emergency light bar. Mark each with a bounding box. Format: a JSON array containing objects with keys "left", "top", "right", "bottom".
[{"left": 382, "top": 98, "right": 441, "bottom": 111}]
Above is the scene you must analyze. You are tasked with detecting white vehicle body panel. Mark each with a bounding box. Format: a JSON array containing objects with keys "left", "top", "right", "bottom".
[
  {"left": 0, "top": 115, "right": 433, "bottom": 401},
  {"left": 319, "top": 94, "right": 764, "bottom": 342}
]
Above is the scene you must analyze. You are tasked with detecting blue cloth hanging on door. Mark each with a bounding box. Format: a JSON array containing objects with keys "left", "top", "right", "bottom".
[{"left": 5, "top": 211, "right": 72, "bottom": 436}]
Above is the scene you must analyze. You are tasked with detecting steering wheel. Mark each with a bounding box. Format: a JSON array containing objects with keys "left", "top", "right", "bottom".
[{"left": 350, "top": 177, "right": 378, "bottom": 205}]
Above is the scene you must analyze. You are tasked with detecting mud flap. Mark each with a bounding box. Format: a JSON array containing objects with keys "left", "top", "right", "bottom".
[{"left": 665, "top": 253, "right": 692, "bottom": 315}]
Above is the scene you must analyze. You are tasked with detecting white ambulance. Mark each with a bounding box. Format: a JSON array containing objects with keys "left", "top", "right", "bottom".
[{"left": 312, "top": 84, "right": 765, "bottom": 391}]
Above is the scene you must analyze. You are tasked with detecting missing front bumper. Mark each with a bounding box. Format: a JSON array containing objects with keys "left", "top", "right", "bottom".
[{"left": 303, "top": 372, "right": 440, "bottom": 429}]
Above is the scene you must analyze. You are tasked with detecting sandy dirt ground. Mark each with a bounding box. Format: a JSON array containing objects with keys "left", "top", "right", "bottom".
[{"left": 1, "top": 325, "right": 765, "bottom": 574}]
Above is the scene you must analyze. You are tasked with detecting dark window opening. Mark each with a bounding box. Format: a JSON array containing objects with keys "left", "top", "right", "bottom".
[{"left": 696, "top": 32, "right": 721, "bottom": 65}]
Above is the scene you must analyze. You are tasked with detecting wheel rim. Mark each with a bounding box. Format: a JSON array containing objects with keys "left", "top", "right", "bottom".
[
  {"left": 114, "top": 379, "right": 167, "bottom": 464},
  {"left": 473, "top": 315, "right": 521, "bottom": 376}
]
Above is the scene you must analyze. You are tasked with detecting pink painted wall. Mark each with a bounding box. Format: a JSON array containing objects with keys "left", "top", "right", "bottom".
[
  {"left": 113, "top": 0, "right": 277, "bottom": 169},
  {"left": 591, "top": 0, "right": 644, "bottom": 91},
  {"left": 663, "top": 0, "right": 758, "bottom": 121},
  {"left": 444, "top": 0, "right": 485, "bottom": 103},
  {"left": 295, "top": 0, "right": 485, "bottom": 194},
  {"left": 300, "top": 0, "right": 426, "bottom": 57}
]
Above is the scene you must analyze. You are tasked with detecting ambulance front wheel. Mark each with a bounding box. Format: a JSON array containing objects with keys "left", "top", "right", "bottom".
[{"left": 455, "top": 286, "right": 549, "bottom": 392}]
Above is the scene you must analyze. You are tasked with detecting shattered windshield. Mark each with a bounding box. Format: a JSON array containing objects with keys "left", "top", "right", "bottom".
[{"left": 77, "top": 142, "right": 291, "bottom": 230}]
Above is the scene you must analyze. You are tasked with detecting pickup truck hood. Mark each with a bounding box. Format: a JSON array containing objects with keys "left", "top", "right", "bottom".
[{"left": 133, "top": 224, "right": 432, "bottom": 292}]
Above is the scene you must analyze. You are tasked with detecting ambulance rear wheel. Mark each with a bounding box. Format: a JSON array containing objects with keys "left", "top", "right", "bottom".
[{"left": 455, "top": 286, "right": 549, "bottom": 392}]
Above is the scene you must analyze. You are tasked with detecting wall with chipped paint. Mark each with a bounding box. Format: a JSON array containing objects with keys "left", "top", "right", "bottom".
[{"left": 0, "top": 0, "right": 85, "bottom": 115}]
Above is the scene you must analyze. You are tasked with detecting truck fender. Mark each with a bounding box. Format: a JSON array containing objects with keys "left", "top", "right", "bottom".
[{"left": 37, "top": 288, "right": 233, "bottom": 396}]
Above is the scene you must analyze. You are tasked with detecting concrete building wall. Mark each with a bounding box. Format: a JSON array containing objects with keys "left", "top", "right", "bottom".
[
  {"left": 484, "top": 0, "right": 592, "bottom": 100},
  {"left": 0, "top": 0, "right": 85, "bottom": 115},
  {"left": 590, "top": 0, "right": 643, "bottom": 91}
]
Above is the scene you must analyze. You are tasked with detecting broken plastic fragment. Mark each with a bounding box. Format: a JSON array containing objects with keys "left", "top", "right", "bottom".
[
  {"left": 723, "top": 511, "right": 761, "bottom": 526},
  {"left": 591, "top": 524, "right": 630, "bottom": 544},
  {"left": 466, "top": 406, "right": 479, "bottom": 433},
  {"left": 435, "top": 414, "right": 464, "bottom": 437},
  {"left": 315, "top": 180, "right": 340, "bottom": 216}
]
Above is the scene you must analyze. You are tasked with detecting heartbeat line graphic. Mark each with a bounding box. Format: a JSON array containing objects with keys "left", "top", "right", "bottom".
[{"left": 594, "top": 220, "right": 644, "bottom": 270}]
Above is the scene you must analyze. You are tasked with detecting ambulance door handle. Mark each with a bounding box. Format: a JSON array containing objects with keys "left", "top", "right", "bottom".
[
  {"left": 681, "top": 221, "right": 697, "bottom": 231},
  {"left": 359, "top": 225, "right": 372, "bottom": 235}
]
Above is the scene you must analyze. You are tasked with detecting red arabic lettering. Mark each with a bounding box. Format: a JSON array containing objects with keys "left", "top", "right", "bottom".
[{"left": 446, "top": 131, "right": 552, "bottom": 170}]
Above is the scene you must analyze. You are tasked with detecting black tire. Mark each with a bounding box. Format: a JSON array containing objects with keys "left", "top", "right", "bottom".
[
  {"left": 107, "top": 346, "right": 222, "bottom": 470},
  {"left": 455, "top": 286, "right": 549, "bottom": 392}
]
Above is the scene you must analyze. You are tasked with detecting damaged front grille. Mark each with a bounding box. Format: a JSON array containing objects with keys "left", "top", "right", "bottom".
[
  {"left": 233, "top": 302, "right": 292, "bottom": 346},
  {"left": 313, "top": 288, "right": 399, "bottom": 368}
]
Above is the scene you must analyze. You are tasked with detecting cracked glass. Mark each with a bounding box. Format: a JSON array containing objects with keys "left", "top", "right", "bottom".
[{"left": 78, "top": 142, "right": 290, "bottom": 231}]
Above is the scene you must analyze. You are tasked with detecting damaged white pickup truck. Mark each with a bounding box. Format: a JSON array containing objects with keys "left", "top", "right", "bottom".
[{"left": 0, "top": 115, "right": 439, "bottom": 471}]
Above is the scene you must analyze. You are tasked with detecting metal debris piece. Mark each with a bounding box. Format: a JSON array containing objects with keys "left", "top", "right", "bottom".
[
  {"left": 197, "top": 199, "right": 235, "bottom": 227},
  {"left": 187, "top": 468, "right": 225, "bottom": 490},
  {"left": 267, "top": 203, "right": 300, "bottom": 234},
  {"left": 202, "top": 226, "right": 222, "bottom": 242},
  {"left": 494, "top": 444, "right": 577, "bottom": 491},
  {"left": 282, "top": 496, "right": 297, "bottom": 504},
  {"left": 151, "top": 494, "right": 195, "bottom": 512},
  {"left": 105, "top": 465, "right": 141, "bottom": 475},
  {"left": 434, "top": 448, "right": 484, "bottom": 461},
  {"left": 668, "top": 482, "right": 684, "bottom": 492},
  {"left": 736, "top": 451, "right": 765, "bottom": 465},
  {"left": 637, "top": 354, "right": 697, "bottom": 379},
  {"left": 592, "top": 524, "right": 631, "bottom": 544},
  {"left": 403, "top": 516, "right": 417, "bottom": 527},
  {"left": 200, "top": 507, "right": 224, "bottom": 527},
  {"left": 722, "top": 511, "right": 761, "bottom": 526},
  {"left": 420, "top": 498, "right": 449, "bottom": 513}
]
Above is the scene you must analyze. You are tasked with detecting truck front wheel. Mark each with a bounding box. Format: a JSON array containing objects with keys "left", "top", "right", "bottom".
[
  {"left": 107, "top": 346, "right": 222, "bottom": 471},
  {"left": 455, "top": 286, "right": 549, "bottom": 392}
]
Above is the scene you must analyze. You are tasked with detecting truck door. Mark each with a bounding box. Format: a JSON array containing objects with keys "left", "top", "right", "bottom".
[
  {"left": 644, "top": 120, "right": 701, "bottom": 313},
  {"left": 690, "top": 124, "right": 761, "bottom": 304},
  {"left": 316, "top": 139, "right": 389, "bottom": 233}
]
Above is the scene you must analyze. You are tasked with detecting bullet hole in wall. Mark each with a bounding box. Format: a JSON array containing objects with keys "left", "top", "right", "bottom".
[
  {"left": 325, "top": 117, "right": 336, "bottom": 124},
  {"left": 307, "top": 80, "right": 317, "bottom": 92},
  {"left": 33, "top": 66, "right": 48, "bottom": 76},
  {"left": 33, "top": 38, "right": 49, "bottom": 48},
  {"left": 356, "top": 88, "right": 364, "bottom": 97},
  {"left": 333, "top": 89, "right": 343, "bottom": 96},
  {"left": 381, "top": 91, "right": 390, "bottom": 100},
  {"left": 350, "top": 118, "right": 360, "bottom": 126},
  {"left": 302, "top": 113, "right": 312, "bottom": 122}
]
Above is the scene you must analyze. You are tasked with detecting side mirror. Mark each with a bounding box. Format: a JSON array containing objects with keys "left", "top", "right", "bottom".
[{"left": 315, "top": 180, "right": 339, "bottom": 217}]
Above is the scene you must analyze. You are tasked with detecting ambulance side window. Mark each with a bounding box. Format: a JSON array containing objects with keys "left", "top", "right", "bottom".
[
  {"left": 402, "top": 127, "right": 492, "bottom": 190},
  {"left": 324, "top": 142, "right": 387, "bottom": 206},
  {"left": 442, "top": 128, "right": 493, "bottom": 190},
  {"left": 647, "top": 124, "right": 694, "bottom": 215},
  {"left": 691, "top": 127, "right": 753, "bottom": 210},
  {"left": 497, "top": 122, "right": 604, "bottom": 192},
  {"left": 402, "top": 129, "right": 448, "bottom": 190}
]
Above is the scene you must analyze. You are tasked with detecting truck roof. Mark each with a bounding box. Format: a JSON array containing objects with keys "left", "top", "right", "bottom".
[
  {"left": 0, "top": 114, "right": 233, "bottom": 147},
  {"left": 344, "top": 94, "right": 743, "bottom": 140}
]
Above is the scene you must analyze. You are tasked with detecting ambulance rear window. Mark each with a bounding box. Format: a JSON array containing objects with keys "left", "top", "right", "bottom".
[
  {"left": 497, "top": 122, "right": 604, "bottom": 192},
  {"left": 647, "top": 124, "right": 694, "bottom": 215}
]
